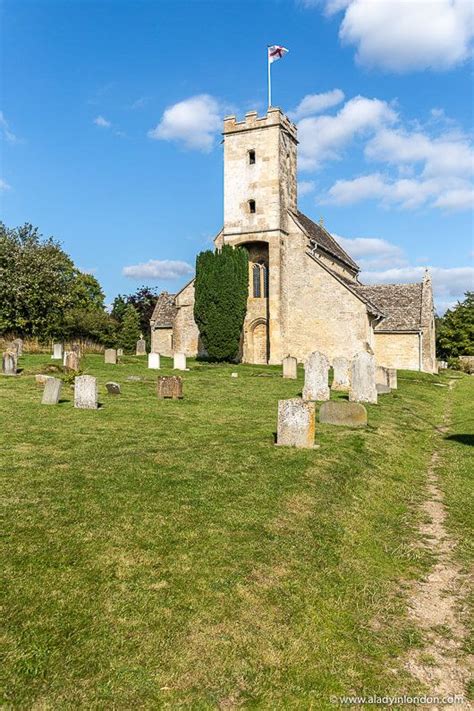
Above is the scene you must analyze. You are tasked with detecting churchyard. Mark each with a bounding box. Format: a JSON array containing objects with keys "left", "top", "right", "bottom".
[{"left": 2, "top": 352, "right": 473, "bottom": 708}]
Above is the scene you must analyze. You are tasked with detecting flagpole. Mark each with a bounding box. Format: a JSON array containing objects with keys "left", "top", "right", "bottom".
[{"left": 267, "top": 48, "right": 271, "bottom": 109}]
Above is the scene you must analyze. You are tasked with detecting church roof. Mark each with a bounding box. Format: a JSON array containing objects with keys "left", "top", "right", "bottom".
[
  {"left": 353, "top": 283, "right": 423, "bottom": 331},
  {"left": 150, "top": 291, "right": 177, "bottom": 328},
  {"left": 296, "top": 211, "right": 360, "bottom": 272}
]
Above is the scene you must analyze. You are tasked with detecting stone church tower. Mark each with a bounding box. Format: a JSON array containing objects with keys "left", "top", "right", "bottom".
[{"left": 150, "top": 108, "right": 437, "bottom": 372}]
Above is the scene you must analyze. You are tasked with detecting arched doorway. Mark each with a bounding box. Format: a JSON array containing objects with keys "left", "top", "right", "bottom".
[{"left": 249, "top": 319, "right": 269, "bottom": 364}]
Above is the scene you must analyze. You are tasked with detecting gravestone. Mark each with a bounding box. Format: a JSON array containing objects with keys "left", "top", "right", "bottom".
[
  {"left": 319, "top": 401, "right": 367, "bottom": 427},
  {"left": 349, "top": 351, "right": 377, "bottom": 404},
  {"left": 126, "top": 375, "right": 143, "bottom": 382},
  {"left": 41, "top": 377, "right": 62, "bottom": 405},
  {"left": 332, "top": 357, "right": 350, "bottom": 391},
  {"left": 2, "top": 351, "right": 17, "bottom": 376},
  {"left": 376, "top": 365, "right": 389, "bottom": 387},
  {"left": 51, "top": 343, "right": 63, "bottom": 360},
  {"left": 64, "top": 351, "right": 80, "bottom": 372},
  {"left": 136, "top": 338, "right": 147, "bottom": 356},
  {"left": 302, "top": 351, "right": 330, "bottom": 401},
  {"left": 106, "top": 381, "right": 121, "bottom": 395},
  {"left": 104, "top": 348, "right": 117, "bottom": 365},
  {"left": 387, "top": 368, "right": 397, "bottom": 389},
  {"left": 173, "top": 352, "right": 186, "bottom": 371},
  {"left": 157, "top": 375, "right": 183, "bottom": 399},
  {"left": 35, "top": 374, "right": 52, "bottom": 386},
  {"left": 12, "top": 338, "right": 23, "bottom": 356},
  {"left": 117, "top": 348, "right": 123, "bottom": 357},
  {"left": 74, "top": 375, "right": 98, "bottom": 409},
  {"left": 376, "top": 383, "right": 391, "bottom": 394},
  {"left": 276, "top": 398, "right": 316, "bottom": 449},
  {"left": 231, "top": 372, "right": 238, "bottom": 378},
  {"left": 148, "top": 353, "right": 160, "bottom": 369},
  {"left": 282, "top": 355, "right": 297, "bottom": 379}
]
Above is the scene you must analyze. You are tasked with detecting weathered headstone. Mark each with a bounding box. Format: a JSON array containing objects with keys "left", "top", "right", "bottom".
[
  {"left": 157, "top": 375, "right": 183, "bottom": 399},
  {"left": 41, "top": 377, "right": 62, "bottom": 405},
  {"left": 376, "top": 365, "right": 389, "bottom": 387},
  {"left": 136, "top": 338, "right": 147, "bottom": 356},
  {"left": 35, "top": 374, "right": 52, "bottom": 386},
  {"left": 319, "top": 401, "right": 367, "bottom": 427},
  {"left": 12, "top": 338, "right": 23, "bottom": 356},
  {"left": 376, "top": 383, "right": 391, "bottom": 394},
  {"left": 302, "top": 351, "right": 330, "bottom": 401},
  {"left": 51, "top": 343, "right": 63, "bottom": 360},
  {"left": 282, "top": 355, "right": 298, "bottom": 379},
  {"left": 349, "top": 352, "right": 377, "bottom": 404},
  {"left": 117, "top": 348, "right": 123, "bottom": 357},
  {"left": 104, "top": 348, "right": 117, "bottom": 365},
  {"left": 64, "top": 351, "right": 80, "bottom": 372},
  {"left": 106, "top": 381, "right": 121, "bottom": 395},
  {"left": 332, "top": 357, "right": 350, "bottom": 391},
  {"left": 74, "top": 375, "right": 98, "bottom": 409},
  {"left": 276, "top": 398, "right": 316, "bottom": 448},
  {"left": 148, "top": 352, "right": 160, "bottom": 369},
  {"left": 2, "top": 350, "right": 17, "bottom": 376},
  {"left": 173, "top": 352, "right": 186, "bottom": 371},
  {"left": 387, "top": 368, "right": 397, "bottom": 389}
]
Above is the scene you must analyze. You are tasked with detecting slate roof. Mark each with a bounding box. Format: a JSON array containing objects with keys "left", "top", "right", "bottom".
[
  {"left": 353, "top": 283, "right": 423, "bottom": 331},
  {"left": 295, "top": 211, "right": 360, "bottom": 272},
  {"left": 150, "top": 291, "right": 177, "bottom": 328}
]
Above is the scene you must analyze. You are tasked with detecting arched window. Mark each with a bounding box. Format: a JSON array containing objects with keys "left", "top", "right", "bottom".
[{"left": 252, "top": 262, "right": 269, "bottom": 298}]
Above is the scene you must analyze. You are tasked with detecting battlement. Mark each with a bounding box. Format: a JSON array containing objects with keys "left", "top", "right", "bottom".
[{"left": 223, "top": 107, "right": 297, "bottom": 140}]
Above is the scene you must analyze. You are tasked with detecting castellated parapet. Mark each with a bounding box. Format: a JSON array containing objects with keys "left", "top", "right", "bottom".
[{"left": 223, "top": 108, "right": 298, "bottom": 237}]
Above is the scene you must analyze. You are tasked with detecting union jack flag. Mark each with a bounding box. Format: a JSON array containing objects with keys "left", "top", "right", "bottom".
[{"left": 268, "top": 45, "right": 289, "bottom": 64}]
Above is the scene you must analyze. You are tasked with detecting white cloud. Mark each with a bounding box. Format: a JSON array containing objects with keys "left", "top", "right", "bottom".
[
  {"left": 289, "top": 89, "right": 345, "bottom": 120},
  {"left": 298, "top": 180, "right": 316, "bottom": 196},
  {"left": 0, "top": 178, "right": 11, "bottom": 191},
  {"left": 433, "top": 187, "right": 474, "bottom": 210},
  {"left": 148, "top": 94, "right": 221, "bottom": 151},
  {"left": 123, "top": 259, "right": 194, "bottom": 280},
  {"left": 334, "top": 234, "right": 406, "bottom": 269},
  {"left": 315, "top": 0, "right": 474, "bottom": 72},
  {"left": 0, "top": 111, "right": 18, "bottom": 143},
  {"left": 93, "top": 115, "right": 111, "bottom": 128},
  {"left": 298, "top": 95, "right": 397, "bottom": 170}
]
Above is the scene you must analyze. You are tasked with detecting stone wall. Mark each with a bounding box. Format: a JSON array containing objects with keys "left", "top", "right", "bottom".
[
  {"left": 374, "top": 332, "right": 420, "bottom": 370},
  {"left": 151, "top": 328, "right": 173, "bottom": 356},
  {"left": 173, "top": 281, "right": 200, "bottom": 357}
]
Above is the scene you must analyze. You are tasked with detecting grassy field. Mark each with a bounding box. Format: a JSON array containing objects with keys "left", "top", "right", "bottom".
[{"left": 1, "top": 355, "right": 472, "bottom": 708}]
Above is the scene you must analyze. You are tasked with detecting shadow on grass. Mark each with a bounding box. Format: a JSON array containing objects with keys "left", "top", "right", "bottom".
[{"left": 444, "top": 434, "right": 474, "bottom": 446}]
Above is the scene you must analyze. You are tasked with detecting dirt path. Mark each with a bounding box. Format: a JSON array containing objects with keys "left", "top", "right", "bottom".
[{"left": 406, "top": 381, "right": 472, "bottom": 708}]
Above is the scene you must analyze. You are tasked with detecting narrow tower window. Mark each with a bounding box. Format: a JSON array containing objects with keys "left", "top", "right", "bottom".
[
  {"left": 248, "top": 199, "right": 256, "bottom": 214},
  {"left": 248, "top": 149, "right": 256, "bottom": 164},
  {"left": 262, "top": 264, "right": 269, "bottom": 298},
  {"left": 253, "top": 264, "right": 261, "bottom": 298}
]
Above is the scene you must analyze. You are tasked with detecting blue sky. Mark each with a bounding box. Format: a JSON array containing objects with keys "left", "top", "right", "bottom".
[{"left": 1, "top": 0, "right": 473, "bottom": 312}]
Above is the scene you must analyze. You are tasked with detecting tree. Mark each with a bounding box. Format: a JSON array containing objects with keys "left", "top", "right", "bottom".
[
  {"left": 111, "top": 286, "right": 160, "bottom": 348},
  {"left": 437, "top": 292, "right": 474, "bottom": 359},
  {"left": 194, "top": 245, "right": 248, "bottom": 361},
  {"left": 119, "top": 304, "right": 141, "bottom": 353},
  {"left": 111, "top": 294, "right": 128, "bottom": 324}
]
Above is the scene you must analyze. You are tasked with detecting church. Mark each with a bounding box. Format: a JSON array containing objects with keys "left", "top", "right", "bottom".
[{"left": 150, "top": 107, "right": 437, "bottom": 372}]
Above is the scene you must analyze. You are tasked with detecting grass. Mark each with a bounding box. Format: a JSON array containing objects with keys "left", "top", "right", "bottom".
[{"left": 1, "top": 355, "right": 472, "bottom": 708}]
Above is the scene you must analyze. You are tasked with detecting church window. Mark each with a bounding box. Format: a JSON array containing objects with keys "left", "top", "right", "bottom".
[
  {"left": 253, "top": 264, "right": 261, "bottom": 298},
  {"left": 249, "top": 149, "right": 256, "bottom": 164},
  {"left": 262, "top": 263, "right": 269, "bottom": 297},
  {"left": 248, "top": 199, "right": 256, "bottom": 214}
]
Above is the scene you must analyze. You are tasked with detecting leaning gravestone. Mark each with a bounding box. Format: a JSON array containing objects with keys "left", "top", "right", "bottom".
[
  {"left": 74, "top": 375, "right": 98, "bottom": 409},
  {"left": 2, "top": 351, "right": 17, "bottom": 376},
  {"left": 173, "top": 352, "right": 186, "bottom": 371},
  {"left": 157, "top": 376, "right": 183, "bottom": 399},
  {"left": 302, "top": 351, "right": 330, "bottom": 401},
  {"left": 64, "top": 351, "right": 80, "bottom": 372},
  {"left": 136, "top": 338, "right": 147, "bottom": 356},
  {"left": 148, "top": 353, "right": 160, "bottom": 369},
  {"left": 104, "top": 348, "right": 117, "bottom": 365},
  {"left": 332, "top": 356, "right": 350, "bottom": 391},
  {"left": 282, "top": 355, "right": 297, "bottom": 379},
  {"left": 276, "top": 398, "right": 316, "bottom": 449},
  {"left": 319, "top": 401, "right": 367, "bottom": 427},
  {"left": 51, "top": 343, "right": 63, "bottom": 360},
  {"left": 349, "top": 352, "right": 377, "bottom": 404},
  {"left": 41, "top": 377, "right": 62, "bottom": 405},
  {"left": 106, "top": 381, "right": 121, "bottom": 395}
]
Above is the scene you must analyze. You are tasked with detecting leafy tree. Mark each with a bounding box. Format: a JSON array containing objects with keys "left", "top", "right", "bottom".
[
  {"left": 194, "top": 245, "right": 248, "bottom": 361},
  {"left": 111, "top": 294, "right": 128, "bottom": 324},
  {"left": 437, "top": 292, "right": 474, "bottom": 358},
  {"left": 111, "top": 286, "right": 160, "bottom": 348},
  {"left": 63, "top": 308, "right": 117, "bottom": 347},
  {"left": 119, "top": 304, "right": 141, "bottom": 353},
  {"left": 68, "top": 272, "right": 105, "bottom": 311}
]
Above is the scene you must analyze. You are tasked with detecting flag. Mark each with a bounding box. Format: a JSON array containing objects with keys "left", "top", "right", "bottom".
[{"left": 268, "top": 45, "right": 289, "bottom": 64}]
